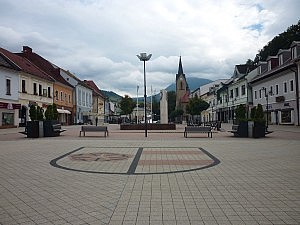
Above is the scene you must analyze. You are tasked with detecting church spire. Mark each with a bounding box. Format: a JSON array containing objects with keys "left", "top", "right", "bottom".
[{"left": 178, "top": 56, "right": 184, "bottom": 75}]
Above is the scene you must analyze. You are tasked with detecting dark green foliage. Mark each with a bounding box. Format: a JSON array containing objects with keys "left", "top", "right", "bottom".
[
  {"left": 120, "top": 95, "right": 135, "bottom": 115},
  {"left": 29, "top": 105, "right": 37, "bottom": 121},
  {"left": 254, "top": 20, "right": 300, "bottom": 64},
  {"left": 167, "top": 91, "right": 176, "bottom": 117},
  {"left": 235, "top": 104, "right": 247, "bottom": 123},
  {"left": 254, "top": 104, "right": 265, "bottom": 124},
  {"left": 186, "top": 96, "right": 209, "bottom": 115},
  {"left": 52, "top": 103, "right": 58, "bottom": 120},
  {"left": 169, "top": 109, "right": 184, "bottom": 121},
  {"left": 250, "top": 107, "right": 256, "bottom": 120},
  {"left": 45, "top": 104, "right": 58, "bottom": 120},
  {"left": 29, "top": 105, "right": 44, "bottom": 121},
  {"left": 36, "top": 106, "right": 44, "bottom": 121}
]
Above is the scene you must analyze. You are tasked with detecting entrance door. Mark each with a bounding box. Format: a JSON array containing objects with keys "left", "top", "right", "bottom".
[{"left": 19, "top": 106, "right": 27, "bottom": 127}]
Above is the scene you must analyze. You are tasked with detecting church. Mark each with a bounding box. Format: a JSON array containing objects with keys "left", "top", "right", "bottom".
[{"left": 175, "top": 56, "right": 190, "bottom": 114}]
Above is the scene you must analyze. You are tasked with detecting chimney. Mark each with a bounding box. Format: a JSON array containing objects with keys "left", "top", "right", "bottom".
[{"left": 23, "top": 46, "right": 32, "bottom": 53}]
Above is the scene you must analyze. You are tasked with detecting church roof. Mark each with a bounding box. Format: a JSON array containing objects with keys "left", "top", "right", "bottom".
[{"left": 176, "top": 56, "right": 189, "bottom": 89}]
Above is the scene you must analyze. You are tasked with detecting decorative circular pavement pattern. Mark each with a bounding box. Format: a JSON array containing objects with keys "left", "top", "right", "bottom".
[{"left": 50, "top": 147, "right": 220, "bottom": 175}]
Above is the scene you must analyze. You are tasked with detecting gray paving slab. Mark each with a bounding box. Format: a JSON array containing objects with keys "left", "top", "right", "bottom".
[{"left": 0, "top": 124, "right": 299, "bottom": 224}]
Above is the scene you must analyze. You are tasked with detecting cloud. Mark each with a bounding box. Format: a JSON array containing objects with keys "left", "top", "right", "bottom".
[{"left": 0, "top": 0, "right": 299, "bottom": 97}]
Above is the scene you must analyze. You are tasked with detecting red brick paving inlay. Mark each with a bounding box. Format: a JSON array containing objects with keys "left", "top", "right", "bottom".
[
  {"left": 138, "top": 159, "right": 214, "bottom": 165},
  {"left": 142, "top": 150, "right": 203, "bottom": 154}
]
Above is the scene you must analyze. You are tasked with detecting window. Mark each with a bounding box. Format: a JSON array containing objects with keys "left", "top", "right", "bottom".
[
  {"left": 48, "top": 87, "right": 51, "bottom": 98},
  {"left": 259, "top": 89, "right": 262, "bottom": 99},
  {"left": 2, "top": 113, "right": 14, "bottom": 125},
  {"left": 225, "top": 95, "right": 228, "bottom": 103},
  {"left": 83, "top": 92, "right": 86, "bottom": 106},
  {"left": 78, "top": 90, "right": 81, "bottom": 105},
  {"left": 268, "top": 61, "right": 272, "bottom": 71},
  {"left": 275, "top": 84, "right": 279, "bottom": 95},
  {"left": 65, "top": 93, "right": 67, "bottom": 102},
  {"left": 68, "top": 94, "right": 71, "bottom": 103},
  {"left": 39, "top": 84, "right": 42, "bottom": 96},
  {"left": 254, "top": 90, "right": 257, "bottom": 100},
  {"left": 284, "top": 82, "right": 287, "bottom": 93},
  {"left": 230, "top": 90, "right": 233, "bottom": 98},
  {"left": 33, "top": 83, "right": 37, "bottom": 95},
  {"left": 55, "top": 90, "right": 58, "bottom": 101},
  {"left": 270, "top": 86, "right": 273, "bottom": 95},
  {"left": 241, "top": 85, "right": 246, "bottom": 95},
  {"left": 281, "top": 110, "right": 291, "bottom": 123},
  {"left": 43, "top": 89, "right": 47, "bottom": 97},
  {"left": 22, "top": 80, "right": 26, "bottom": 93},
  {"left": 291, "top": 47, "right": 297, "bottom": 59},
  {"left": 290, "top": 80, "right": 294, "bottom": 92},
  {"left": 60, "top": 91, "right": 63, "bottom": 101},
  {"left": 278, "top": 54, "right": 283, "bottom": 65},
  {"left": 235, "top": 87, "right": 239, "bottom": 97},
  {"left": 6, "top": 79, "right": 11, "bottom": 95}
]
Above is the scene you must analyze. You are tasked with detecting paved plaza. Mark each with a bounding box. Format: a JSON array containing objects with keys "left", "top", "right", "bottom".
[{"left": 0, "top": 124, "right": 300, "bottom": 225}]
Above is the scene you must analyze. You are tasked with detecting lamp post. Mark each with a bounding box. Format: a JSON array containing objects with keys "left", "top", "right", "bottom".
[
  {"left": 261, "top": 87, "right": 271, "bottom": 131},
  {"left": 136, "top": 85, "right": 139, "bottom": 124},
  {"left": 137, "top": 53, "right": 152, "bottom": 137}
]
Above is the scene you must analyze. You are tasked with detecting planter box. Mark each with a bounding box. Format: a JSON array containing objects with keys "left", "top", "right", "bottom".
[
  {"left": 44, "top": 120, "right": 60, "bottom": 137},
  {"left": 253, "top": 122, "right": 266, "bottom": 138},
  {"left": 26, "top": 121, "right": 40, "bottom": 138}
]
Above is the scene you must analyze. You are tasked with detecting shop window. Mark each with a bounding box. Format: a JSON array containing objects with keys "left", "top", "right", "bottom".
[
  {"left": 281, "top": 110, "right": 291, "bottom": 123},
  {"left": 2, "top": 113, "right": 14, "bottom": 125}
]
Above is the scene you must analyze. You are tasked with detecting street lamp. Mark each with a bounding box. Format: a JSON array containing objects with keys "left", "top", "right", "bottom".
[
  {"left": 136, "top": 85, "right": 139, "bottom": 124},
  {"left": 137, "top": 53, "right": 152, "bottom": 137},
  {"left": 261, "top": 87, "right": 272, "bottom": 131}
]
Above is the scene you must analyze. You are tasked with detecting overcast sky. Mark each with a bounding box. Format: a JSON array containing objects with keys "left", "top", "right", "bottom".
[{"left": 1, "top": 0, "right": 299, "bottom": 97}]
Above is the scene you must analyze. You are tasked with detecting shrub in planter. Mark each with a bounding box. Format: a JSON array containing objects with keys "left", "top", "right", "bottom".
[
  {"left": 27, "top": 105, "right": 44, "bottom": 138},
  {"left": 44, "top": 104, "right": 60, "bottom": 137},
  {"left": 252, "top": 104, "right": 266, "bottom": 138},
  {"left": 234, "top": 104, "right": 248, "bottom": 137}
]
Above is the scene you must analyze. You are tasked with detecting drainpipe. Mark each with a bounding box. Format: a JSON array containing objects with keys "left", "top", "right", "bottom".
[{"left": 290, "top": 66, "right": 299, "bottom": 126}]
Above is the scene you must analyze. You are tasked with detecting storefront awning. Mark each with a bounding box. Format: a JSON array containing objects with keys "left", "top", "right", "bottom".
[{"left": 57, "top": 109, "right": 71, "bottom": 114}]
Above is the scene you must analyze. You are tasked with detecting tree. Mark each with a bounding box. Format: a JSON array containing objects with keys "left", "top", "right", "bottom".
[
  {"left": 186, "top": 96, "right": 209, "bottom": 116},
  {"left": 45, "top": 104, "right": 59, "bottom": 120},
  {"left": 254, "top": 20, "right": 300, "bottom": 64},
  {"left": 167, "top": 91, "right": 176, "bottom": 117},
  {"left": 119, "top": 95, "right": 135, "bottom": 116},
  {"left": 235, "top": 104, "right": 247, "bottom": 123},
  {"left": 29, "top": 105, "right": 37, "bottom": 121}
]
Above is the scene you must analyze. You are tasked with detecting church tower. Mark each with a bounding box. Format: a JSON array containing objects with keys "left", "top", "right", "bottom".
[{"left": 175, "top": 56, "right": 189, "bottom": 113}]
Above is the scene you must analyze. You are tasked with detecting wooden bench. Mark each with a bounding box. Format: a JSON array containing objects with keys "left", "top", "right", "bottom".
[
  {"left": 79, "top": 126, "right": 108, "bottom": 137},
  {"left": 228, "top": 124, "right": 240, "bottom": 136},
  {"left": 184, "top": 126, "right": 213, "bottom": 138}
]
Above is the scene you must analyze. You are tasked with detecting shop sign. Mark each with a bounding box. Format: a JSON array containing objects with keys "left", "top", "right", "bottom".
[{"left": 0, "top": 102, "right": 21, "bottom": 109}]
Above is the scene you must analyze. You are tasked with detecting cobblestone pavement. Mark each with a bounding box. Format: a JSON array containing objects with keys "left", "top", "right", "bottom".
[{"left": 0, "top": 124, "right": 300, "bottom": 225}]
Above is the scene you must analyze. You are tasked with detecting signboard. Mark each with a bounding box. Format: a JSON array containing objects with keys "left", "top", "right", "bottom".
[{"left": 0, "top": 102, "right": 21, "bottom": 109}]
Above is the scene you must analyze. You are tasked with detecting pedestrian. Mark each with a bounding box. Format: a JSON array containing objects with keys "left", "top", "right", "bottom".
[{"left": 95, "top": 117, "right": 98, "bottom": 126}]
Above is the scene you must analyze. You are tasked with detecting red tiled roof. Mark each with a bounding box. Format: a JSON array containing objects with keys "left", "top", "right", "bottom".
[
  {"left": 16, "top": 47, "right": 73, "bottom": 88},
  {"left": 84, "top": 80, "right": 105, "bottom": 98},
  {"left": 0, "top": 47, "right": 54, "bottom": 82},
  {"left": 180, "top": 90, "right": 190, "bottom": 103}
]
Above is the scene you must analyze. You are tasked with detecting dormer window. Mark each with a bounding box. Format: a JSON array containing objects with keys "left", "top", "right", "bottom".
[
  {"left": 267, "top": 61, "right": 272, "bottom": 71},
  {"left": 291, "top": 46, "right": 297, "bottom": 59},
  {"left": 278, "top": 54, "right": 283, "bottom": 66}
]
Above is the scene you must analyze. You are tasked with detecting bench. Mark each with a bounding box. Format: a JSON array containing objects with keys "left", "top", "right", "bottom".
[
  {"left": 228, "top": 125, "right": 240, "bottom": 136},
  {"left": 79, "top": 125, "right": 108, "bottom": 137},
  {"left": 184, "top": 126, "right": 213, "bottom": 138}
]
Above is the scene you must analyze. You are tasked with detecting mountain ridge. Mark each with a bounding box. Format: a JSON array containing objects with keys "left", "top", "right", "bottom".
[{"left": 101, "top": 77, "right": 213, "bottom": 101}]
